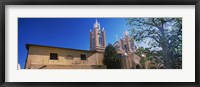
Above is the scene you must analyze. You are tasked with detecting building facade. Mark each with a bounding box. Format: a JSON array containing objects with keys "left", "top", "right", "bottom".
[
  {"left": 113, "top": 31, "right": 142, "bottom": 69},
  {"left": 25, "top": 19, "right": 141, "bottom": 69},
  {"left": 25, "top": 44, "right": 106, "bottom": 69}
]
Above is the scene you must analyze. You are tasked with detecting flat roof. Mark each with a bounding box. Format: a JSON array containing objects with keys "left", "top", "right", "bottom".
[{"left": 26, "top": 43, "right": 97, "bottom": 52}]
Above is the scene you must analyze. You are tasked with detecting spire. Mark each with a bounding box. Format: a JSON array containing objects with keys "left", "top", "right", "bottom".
[
  {"left": 95, "top": 18, "right": 98, "bottom": 24},
  {"left": 94, "top": 18, "right": 100, "bottom": 29},
  {"left": 102, "top": 27, "right": 104, "bottom": 31}
]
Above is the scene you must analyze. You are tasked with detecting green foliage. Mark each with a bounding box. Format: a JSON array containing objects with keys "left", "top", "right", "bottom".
[
  {"left": 103, "top": 43, "right": 121, "bottom": 69},
  {"left": 126, "top": 18, "right": 182, "bottom": 69},
  {"left": 140, "top": 58, "right": 146, "bottom": 67}
]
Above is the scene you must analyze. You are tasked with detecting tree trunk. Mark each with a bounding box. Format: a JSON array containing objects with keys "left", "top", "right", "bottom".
[
  {"left": 159, "top": 23, "right": 173, "bottom": 69},
  {"left": 162, "top": 44, "right": 173, "bottom": 69}
]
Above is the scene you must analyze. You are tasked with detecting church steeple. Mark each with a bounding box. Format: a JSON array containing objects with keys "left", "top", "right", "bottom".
[
  {"left": 90, "top": 19, "right": 106, "bottom": 52},
  {"left": 93, "top": 19, "right": 100, "bottom": 29}
]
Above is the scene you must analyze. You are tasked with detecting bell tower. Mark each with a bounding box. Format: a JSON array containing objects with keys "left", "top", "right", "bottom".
[
  {"left": 119, "top": 30, "right": 135, "bottom": 53},
  {"left": 90, "top": 19, "right": 106, "bottom": 52}
]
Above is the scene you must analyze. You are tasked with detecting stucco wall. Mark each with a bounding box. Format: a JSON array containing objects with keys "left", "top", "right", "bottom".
[{"left": 25, "top": 45, "right": 105, "bottom": 69}]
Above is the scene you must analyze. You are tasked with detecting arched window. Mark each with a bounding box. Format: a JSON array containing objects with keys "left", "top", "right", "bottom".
[
  {"left": 92, "top": 37, "right": 95, "bottom": 49},
  {"left": 136, "top": 65, "right": 141, "bottom": 69},
  {"left": 99, "top": 34, "right": 103, "bottom": 46},
  {"left": 124, "top": 44, "right": 128, "bottom": 50}
]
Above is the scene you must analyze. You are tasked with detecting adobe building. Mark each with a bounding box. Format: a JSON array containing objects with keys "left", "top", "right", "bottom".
[
  {"left": 113, "top": 31, "right": 142, "bottom": 69},
  {"left": 25, "top": 19, "right": 142, "bottom": 69}
]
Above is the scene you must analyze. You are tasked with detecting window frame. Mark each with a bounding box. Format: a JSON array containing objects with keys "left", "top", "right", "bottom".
[
  {"left": 50, "top": 53, "right": 58, "bottom": 60},
  {"left": 80, "top": 54, "right": 87, "bottom": 60}
]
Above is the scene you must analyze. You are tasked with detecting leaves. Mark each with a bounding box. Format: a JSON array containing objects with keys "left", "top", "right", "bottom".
[
  {"left": 126, "top": 18, "right": 182, "bottom": 69},
  {"left": 103, "top": 43, "right": 121, "bottom": 69}
]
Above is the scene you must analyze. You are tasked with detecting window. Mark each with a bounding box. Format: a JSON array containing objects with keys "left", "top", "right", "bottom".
[
  {"left": 99, "top": 34, "right": 103, "bottom": 46},
  {"left": 50, "top": 53, "right": 58, "bottom": 60},
  {"left": 92, "top": 37, "right": 95, "bottom": 49},
  {"left": 124, "top": 44, "right": 128, "bottom": 50},
  {"left": 80, "top": 54, "right": 87, "bottom": 60}
]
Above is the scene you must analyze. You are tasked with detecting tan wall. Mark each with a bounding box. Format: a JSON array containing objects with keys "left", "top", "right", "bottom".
[
  {"left": 30, "top": 64, "right": 107, "bottom": 69},
  {"left": 25, "top": 45, "right": 104, "bottom": 69},
  {"left": 120, "top": 53, "right": 141, "bottom": 69},
  {"left": 132, "top": 54, "right": 142, "bottom": 68}
]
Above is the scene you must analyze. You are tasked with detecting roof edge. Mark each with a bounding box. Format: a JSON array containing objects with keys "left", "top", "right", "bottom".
[{"left": 25, "top": 43, "right": 97, "bottom": 52}]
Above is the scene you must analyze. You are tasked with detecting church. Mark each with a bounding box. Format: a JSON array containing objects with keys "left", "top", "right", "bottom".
[{"left": 25, "top": 19, "right": 142, "bottom": 69}]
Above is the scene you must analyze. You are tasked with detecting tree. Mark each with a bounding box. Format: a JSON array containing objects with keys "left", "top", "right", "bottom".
[
  {"left": 136, "top": 46, "right": 157, "bottom": 69},
  {"left": 126, "top": 18, "right": 182, "bottom": 69},
  {"left": 103, "top": 43, "right": 121, "bottom": 69}
]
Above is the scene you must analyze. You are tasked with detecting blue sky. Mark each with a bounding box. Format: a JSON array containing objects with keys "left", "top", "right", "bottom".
[{"left": 18, "top": 18, "right": 130, "bottom": 69}]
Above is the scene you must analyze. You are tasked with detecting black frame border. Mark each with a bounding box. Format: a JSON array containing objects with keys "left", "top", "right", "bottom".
[{"left": 0, "top": 0, "right": 199, "bottom": 87}]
